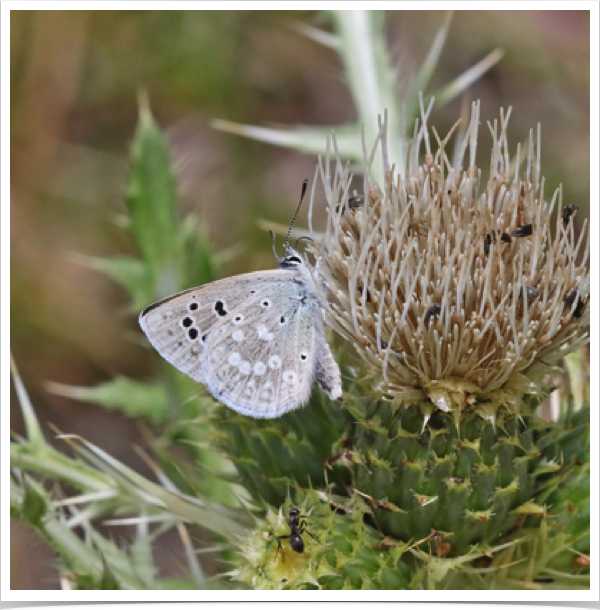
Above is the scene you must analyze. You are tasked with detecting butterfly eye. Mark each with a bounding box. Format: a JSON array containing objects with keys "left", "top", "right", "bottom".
[{"left": 286, "top": 256, "right": 302, "bottom": 264}]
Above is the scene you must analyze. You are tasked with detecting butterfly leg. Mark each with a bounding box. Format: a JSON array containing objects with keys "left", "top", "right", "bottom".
[{"left": 315, "top": 338, "right": 342, "bottom": 400}]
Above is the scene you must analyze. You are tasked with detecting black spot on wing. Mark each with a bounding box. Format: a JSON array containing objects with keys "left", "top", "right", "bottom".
[{"left": 214, "top": 300, "right": 228, "bottom": 317}]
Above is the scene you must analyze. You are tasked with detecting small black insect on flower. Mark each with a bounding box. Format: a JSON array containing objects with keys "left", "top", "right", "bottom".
[
  {"left": 564, "top": 289, "right": 586, "bottom": 318},
  {"left": 511, "top": 224, "right": 533, "bottom": 238},
  {"left": 336, "top": 194, "right": 365, "bottom": 215},
  {"left": 483, "top": 231, "right": 512, "bottom": 256},
  {"left": 518, "top": 286, "right": 539, "bottom": 300},
  {"left": 276, "top": 508, "right": 319, "bottom": 561},
  {"left": 424, "top": 303, "right": 442, "bottom": 322},
  {"left": 562, "top": 204, "right": 578, "bottom": 228}
]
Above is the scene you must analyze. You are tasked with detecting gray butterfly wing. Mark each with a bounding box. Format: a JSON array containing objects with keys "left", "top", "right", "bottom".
[
  {"left": 139, "top": 271, "right": 288, "bottom": 383},
  {"left": 200, "top": 278, "right": 323, "bottom": 418},
  {"left": 315, "top": 335, "right": 342, "bottom": 401}
]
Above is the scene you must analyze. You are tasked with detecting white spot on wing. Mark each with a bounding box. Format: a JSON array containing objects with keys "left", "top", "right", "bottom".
[
  {"left": 257, "top": 324, "right": 274, "bottom": 341},
  {"left": 282, "top": 370, "right": 297, "bottom": 385},
  {"left": 228, "top": 353, "right": 241, "bottom": 366}
]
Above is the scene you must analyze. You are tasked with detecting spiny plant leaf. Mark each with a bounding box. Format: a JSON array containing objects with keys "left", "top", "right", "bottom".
[
  {"left": 85, "top": 256, "right": 153, "bottom": 313},
  {"left": 11, "top": 478, "right": 156, "bottom": 590},
  {"left": 46, "top": 377, "right": 169, "bottom": 424},
  {"left": 125, "top": 95, "right": 179, "bottom": 291},
  {"left": 57, "top": 434, "right": 252, "bottom": 541}
]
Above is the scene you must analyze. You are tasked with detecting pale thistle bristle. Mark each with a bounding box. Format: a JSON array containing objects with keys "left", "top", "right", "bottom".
[{"left": 310, "top": 104, "right": 590, "bottom": 422}]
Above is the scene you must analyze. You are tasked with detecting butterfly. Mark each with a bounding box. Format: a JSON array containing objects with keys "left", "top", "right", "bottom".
[{"left": 139, "top": 183, "right": 342, "bottom": 419}]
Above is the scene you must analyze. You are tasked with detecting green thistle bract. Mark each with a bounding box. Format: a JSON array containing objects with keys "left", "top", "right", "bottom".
[{"left": 225, "top": 103, "right": 590, "bottom": 590}]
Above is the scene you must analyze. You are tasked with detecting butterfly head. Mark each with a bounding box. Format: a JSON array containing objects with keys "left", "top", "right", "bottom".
[{"left": 279, "top": 243, "right": 305, "bottom": 270}]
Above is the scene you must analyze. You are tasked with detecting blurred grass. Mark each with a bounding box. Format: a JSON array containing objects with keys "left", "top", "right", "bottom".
[{"left": 9, "top": 9, "right": 590, "bottom": 589}]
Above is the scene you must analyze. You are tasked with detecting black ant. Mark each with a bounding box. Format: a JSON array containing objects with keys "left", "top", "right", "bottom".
[
  {"left": 562, "top": 204, "right": 578, "bottom": 227},
  {"left": 276, "top": 508, "right": 319, "bottom": 559}
]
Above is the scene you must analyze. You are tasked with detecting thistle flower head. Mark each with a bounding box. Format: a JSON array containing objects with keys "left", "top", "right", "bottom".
[{"left": 310, "top": 102, "right": 589, "bottom": 425}]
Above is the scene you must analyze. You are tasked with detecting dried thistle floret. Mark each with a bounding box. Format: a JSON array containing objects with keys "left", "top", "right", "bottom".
[{"left": 310, "top": 103, "right": 589, "bottom": 425}]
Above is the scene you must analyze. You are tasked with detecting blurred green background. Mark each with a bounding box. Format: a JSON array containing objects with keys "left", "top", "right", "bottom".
[{"left": 10, "top": 10, "right": 590, "bottom": 589}]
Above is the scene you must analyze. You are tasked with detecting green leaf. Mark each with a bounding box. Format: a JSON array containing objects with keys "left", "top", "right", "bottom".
[
  {"left": 11, "top": 442, "right": 115, "bottom": 492},
  {"left": 433, "top": 48, "right": 505, "bottom": 108},
  {"left": 89, "top": 532, "right": 156, "bottom": 589},
  {"left": 404, "top": 12, "right": 453, "bottom": 116},
  {"left": 330, "top": 10, "right": 404, "bottom": 180},
  {"left": 11, "top": 480, "right": 154, "bottom": 590},
  {"left": 46, "top": 377, "right": 169, "bottom": 423},
  {"left": 177, "top": 216, "right": 217, "bottom": 290},
  {"left": 11, "top": 356, "right": 44, "bottom": 448},
  {"left": 57, "top": 434, "right": 252, "bottom": 541},
  {"left": 11, "top": 476, "right": 47, "bottom": 526},
  {"left": 211, "top": 119, "right": 364, "bottom": 162},
  {"left": 86, "top": 256, "right": 154, "bottom": 311},
  {"left": 126, "top": 97, "right": 178, "bottom": 282}
]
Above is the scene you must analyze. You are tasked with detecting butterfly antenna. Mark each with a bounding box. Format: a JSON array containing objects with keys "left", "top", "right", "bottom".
[
  {"left": 295, "top": 235, "right": 314, "bottom": 248},
  {"left": 269, "top": 230, "right": 280, "bottom": 260},
  {"left": 285, "top": 179, "right": 308, "bottom": 248}
]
